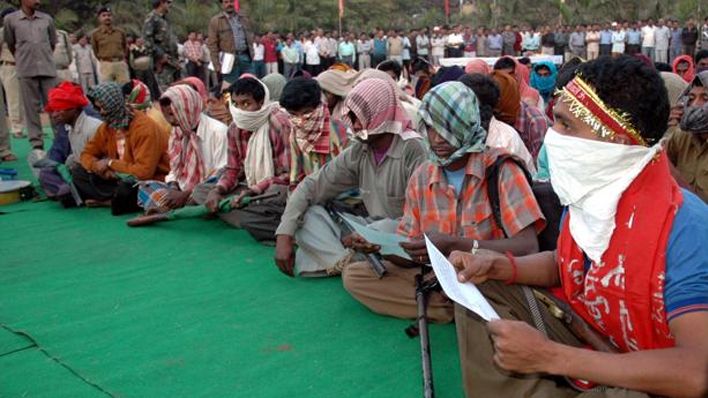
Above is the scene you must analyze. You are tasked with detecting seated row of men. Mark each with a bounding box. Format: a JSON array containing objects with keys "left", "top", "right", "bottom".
[{"left": 35, "top": 56, "right": 707, "bottom": 397}]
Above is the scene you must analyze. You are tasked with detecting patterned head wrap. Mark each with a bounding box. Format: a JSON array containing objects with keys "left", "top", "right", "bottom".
[
  {"left": 557, "top": 75, "right": 647, "bottom": 146},
  {"left": 679, "top": 71, "right": 708, "bottom": 135},
  {"left": 88, "top": 82, "right": 131, "bottom": 130},
  {"left": 175, "top": 77, "right": 208, "bottom": 102},
  {"left": 126, "top": 79, "right": 152, "bottom": 111},
  {"left": 340, "top": 77, "right": 418, "bottom": 141},
  {"left": 465, "top": 59, "right": 491, "bottom": 75},
  {"left": 161, "top": 85, "right": 205, "bottom": 191},
  {"left": 418, "top": 81, "right": 487, "bottom": 166}
]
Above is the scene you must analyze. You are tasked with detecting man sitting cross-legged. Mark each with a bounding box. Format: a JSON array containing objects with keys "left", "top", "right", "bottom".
[
  {"left": 37, "top": 81, "right": 102, "bottom": 206},
  {"left": 274, "top": 76, "right": 426, "bottom": 278},
  {"left": 342, "top": 81, "right": 545, "bottom": 323},
  {"left": 449, "top": 56, "right": 708, "bottom": 398},
  {"left": 136, "top": 84, "right": 228, "bottom": 213},
  {"left": 73, "top": 82, "right": 170, "bottom": 214},
  {"left": 194, "top": 76, "right": 292, "bottom": 242}
]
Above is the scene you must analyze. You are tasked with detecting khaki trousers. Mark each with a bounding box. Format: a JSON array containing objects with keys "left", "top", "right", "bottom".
[
  {"left": 0, "top": 64, "right": 23, "bottom": 133},
  {"left": 98, "top": 61, "right": 130, "bottom": 84},
  {"left": 342, "top": 260, "right": 454, "bottom": 323},
  {"left": 455, "top": 280, "right": 649, "bottom": 398}
]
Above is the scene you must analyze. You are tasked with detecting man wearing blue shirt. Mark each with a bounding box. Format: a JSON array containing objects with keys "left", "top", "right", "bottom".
[
  {"left": 626, "top": 22, "right": 641, "bottom": 55},
  {"left": 600, "top": 24, "right": 613, "bottom": 56}
]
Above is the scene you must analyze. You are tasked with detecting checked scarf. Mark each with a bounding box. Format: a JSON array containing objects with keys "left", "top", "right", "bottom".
[
  {"left": 89, "top": 82, "right": 131, "bottom": 130},
  {"left": 418, "top": 81, "right": 487, "bottom": 166},
  {"left": 291, "top": 102, "right": 331, "bottom": 154},
  {"left": 162, "top": 85, "right": 205, "bottom": 192}
]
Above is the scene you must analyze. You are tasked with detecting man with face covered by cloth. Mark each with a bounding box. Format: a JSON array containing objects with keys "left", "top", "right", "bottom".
[
  {"left": 342, "top": 82, "right": 545, "bottom": 323},
  {"left": 448, "top": 56, "right": 708, "bottom": 398},
  {"left": 274, "top": 77, "right": 426, "bottom": 278},
  {"left": 666, "top": 70, "right": 708, "bottom": 202}
]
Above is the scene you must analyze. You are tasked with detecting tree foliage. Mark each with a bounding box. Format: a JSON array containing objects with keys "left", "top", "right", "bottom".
[{"left": 0, "top": 0, "right": 703, "bottom": 38}]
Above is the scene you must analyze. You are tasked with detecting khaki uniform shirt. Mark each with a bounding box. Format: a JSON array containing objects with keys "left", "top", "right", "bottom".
[
  {"left": 90, "top": 26, "right": 126, "bottom": 61},
  {"left": 666, "top": 128, "right": 708, "bottom": 203},
  {"left": 2, "top": 9, "right": 57, "bottom": 78},
  {"left": 276, "top": 136, "right": 426, "bottom": 236}
]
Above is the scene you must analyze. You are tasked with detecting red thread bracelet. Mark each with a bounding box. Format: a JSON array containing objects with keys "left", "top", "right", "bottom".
[{"left": 504, "top": 251, "right": 518, "bottom": 285}]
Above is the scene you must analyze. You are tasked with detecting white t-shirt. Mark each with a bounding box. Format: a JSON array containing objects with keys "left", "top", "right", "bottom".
[
  {"left": 253, "top": 43, "right": 264, "bottom": 61},
  {"left": 641, "top": 25, "right": 656, "bottom": 47}
]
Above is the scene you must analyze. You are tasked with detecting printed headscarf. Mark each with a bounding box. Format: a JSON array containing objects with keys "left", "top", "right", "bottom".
[
  {"left": 126, "top": 80, "right": 152, "bottom": 111},
  {"left": 88, "top": 82, "right": 131, "bottom": 130},
  {"left": 161, "top": 85, "right": 205, "bottom": 191},
  {"left": 464, "top": 59, "right": 491, "bottom": 75},
  {"left": 175, "top": 77, "right": 208, "bottom": 102},
  {"left": 340, "top": 77, "right": 418, "bottom": 141},
  {"left": 491, "top": 70, "right": 521, "bottom": 126},
  {"left": 418, "top": 81, "right": 487, "bottom": 166},
  {"left": 530, "top": 61, "right": 558, "bottom": 103},
  {"left": 673, "top": 55, "right": 695, "bottom": 83},
  {"left": 679, "top": 71, "right": 708, "bottom": 135}
]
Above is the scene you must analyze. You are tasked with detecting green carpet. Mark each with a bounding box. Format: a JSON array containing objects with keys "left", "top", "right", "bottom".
[{"left": 0, "top": 135, "right": 463, "bottom": 397}]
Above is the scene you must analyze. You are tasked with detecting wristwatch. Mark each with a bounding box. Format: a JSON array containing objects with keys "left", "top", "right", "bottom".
[
  {"left": 108, "top": 159, "right": 114, "bottom": 168},
  {"left": 471, "top": 239, "right": 479, "bottom": 255}
]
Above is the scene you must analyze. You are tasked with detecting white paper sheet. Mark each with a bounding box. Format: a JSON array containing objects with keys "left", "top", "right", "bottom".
[
  {"left": 340, "top": 214, "right": 411, "bottom": 260},
  {"left": 208, "top": 52, "right": 235, "bottom": 74},
  {"left": 424, "top": 235, "right": 500, "bottom": 321}
]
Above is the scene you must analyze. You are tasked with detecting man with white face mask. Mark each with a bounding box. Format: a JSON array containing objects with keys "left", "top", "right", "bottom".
[
  {"left": 448, "top": 56, "right": 708, "bottom": 398},
  {"left": 274, "top": 77, "right": 426, "bottom": 278}
]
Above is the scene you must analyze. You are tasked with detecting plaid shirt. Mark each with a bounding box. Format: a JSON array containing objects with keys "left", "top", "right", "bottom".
[
  {"left": 216, "top": 108, "right": 292, "bottom": 193},
  {"left": 183, "top": 39, "right": 203, "bottom": 63},
  {"left": 514, "top": 101, "right": 548, "bottom": 161},
  {"left": 289, "top": 119, "right": 347, "bottom": 190},
  {"left": 397, "top": 148, "right": 545, "bottom": 239}
]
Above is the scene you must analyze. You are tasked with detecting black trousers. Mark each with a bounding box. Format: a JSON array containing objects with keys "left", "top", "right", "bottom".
[{"left": 71, "top": 164, "right": 140, "bottom": 215}]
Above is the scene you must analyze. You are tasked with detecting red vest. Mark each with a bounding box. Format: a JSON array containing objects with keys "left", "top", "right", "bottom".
[{"left": 557, "top": 152, "right": 683, "bottom": 352}]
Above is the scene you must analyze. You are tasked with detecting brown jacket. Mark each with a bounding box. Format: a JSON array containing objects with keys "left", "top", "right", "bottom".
[
  {"left": 207, "top": 11, "right": 254, "bottom": 72},
  {"left": 80, "top": 111, "right": 170, "bottom": 181}
]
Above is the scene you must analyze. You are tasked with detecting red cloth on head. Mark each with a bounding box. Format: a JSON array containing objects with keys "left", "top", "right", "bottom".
[{"left": 45, "top": 81, "right": 89, "bottom": 112}]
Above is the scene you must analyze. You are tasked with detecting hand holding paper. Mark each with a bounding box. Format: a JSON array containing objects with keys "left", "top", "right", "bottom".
[
  {"left": 340, "top": 214, "right": 412, "bottom": 260},
  {"left": 425, "top": 235, "right": 500, "bottom": 322}
]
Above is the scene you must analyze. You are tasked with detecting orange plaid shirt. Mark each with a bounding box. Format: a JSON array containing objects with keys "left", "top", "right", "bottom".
[{"left": 397, "top": 148, "right": 546, "bottom": 240}]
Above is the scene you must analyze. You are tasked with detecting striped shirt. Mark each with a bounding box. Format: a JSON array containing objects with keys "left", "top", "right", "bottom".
[
  {"left": 398, "top": 149, "right": 545, "bottom": 239},
  {"left": 289, "top": 120, "right": 347, "bottom": 190},
  {"left": 515, "top": 101, "right": 548, "bottom": 161},
  {"left": 216, "top": 108, "right": 292, "bottom": 193}
]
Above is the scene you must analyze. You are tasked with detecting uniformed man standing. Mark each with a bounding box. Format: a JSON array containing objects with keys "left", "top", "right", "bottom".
[
  {"left": 143, "top": 0, "right": 178, "bottom": 91},
  {"left": 91, "top": 6, "right": 129, "bottom": 84},
  {"left": 3, "top": 0, "right": 58, "bottom": 151}
]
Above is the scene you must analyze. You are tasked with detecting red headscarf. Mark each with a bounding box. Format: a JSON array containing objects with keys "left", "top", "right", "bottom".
[
  {"left": 45, "top": 81, "right": 89, "bottom": 112},
  {"left": 175, "top": 77, "right": 208, "bottom": 102},
  {"left": 672, "top": 55, "right": 695, "bottom": 83},
  {"left": 465, "top": 59, "right": 491, "bottom": 75}
]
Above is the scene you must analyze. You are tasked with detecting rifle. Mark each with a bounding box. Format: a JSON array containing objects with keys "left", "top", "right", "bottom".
[
  {"left": 325, "top": 204, "right": 387, "bottom": 279},
  {"left": 405, "top": 266, "right": 440, "bottom": 398}
]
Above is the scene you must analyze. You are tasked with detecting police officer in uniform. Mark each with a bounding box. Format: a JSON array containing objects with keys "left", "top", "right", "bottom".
[{"left": 143, "top": 0, "right": 178, "bottom": 92}]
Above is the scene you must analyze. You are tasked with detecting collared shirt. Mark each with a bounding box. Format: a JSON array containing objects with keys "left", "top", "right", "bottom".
[
  {"left": 262, "top": 36, "right": 277, "bottom": 63},
  {"left": 666, "top": 128, "right": 708, "bottom": 203},
  {"left": 182, "top": 39, "right": 203, "bottom": 62},
  {"left": 226, "top": 12, "right": 248, "bottom": 52},
  {"left": 373, "top": 38, "right": 387, "bottom": 56},
  {"left": 276, "top": 135, "right": 426, "bottom": 236},
  {"left": 91, "top": 25, "right": 126, "bottom": 60},
  {"left": 216, "top": 108, "right": 291, "bottom": 194},
  {"left": 67, "top": 111, "right": 102, "bottom": 167},
  {"left": 641, "top": 25, "right": 656, "bottom": 47},
  {"left": 73, "top": 44, "right": 96, "bottom": 75},
  {"left": 514, "top": 101, "right": 548, "bottom": 160},
  {"left": 252, "top": 43, "right": 264, "bottom": 61},
  {"left": 416, "top": 35, "right": 430, "bottom": 55},
  {"left": 397, "top": 149, "right": 545, "bottom": 240},
  {"left": 357, "top": 39, "right": 372, "bottom": 54},
  {"left": 626, "top": 30, "right": 641, "bottom": 45},
  {"left": 600, "top": 30, "right": 613, "bottom": 45},
  {"left": 569, "top": 32, "right": 585, "bottom": 48},
  {"left": 486, "top": 34, "right": 503, "bottom": 50},
  {"left": 281, "top": 45, "right": 299, "bottom": 64},
  {"left": 338, "top": 41, "right": 355, "bottom": 57},
  {"left": 2, "top": 9, "right": 57, "bottom": 78},
  {"left": 655, "top": 26, "right": 670, "bottom": 50},
  {"left": 671, "top": 28, "right": 683, "bottom": 47},
  {"left": 166, "top": 114, "right": 229, "bottom": 190}
]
